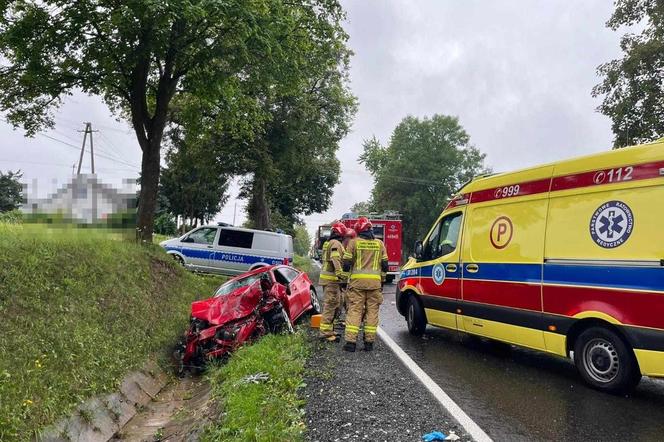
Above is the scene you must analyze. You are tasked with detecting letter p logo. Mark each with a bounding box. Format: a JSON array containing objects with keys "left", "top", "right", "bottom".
[{"left": 490, "top": 216, "right": 513, "bottom": 249}]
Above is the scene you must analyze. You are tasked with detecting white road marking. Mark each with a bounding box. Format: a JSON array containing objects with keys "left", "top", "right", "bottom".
[{"left": 377, "top": 327, "right": 493, "bottom": 442}]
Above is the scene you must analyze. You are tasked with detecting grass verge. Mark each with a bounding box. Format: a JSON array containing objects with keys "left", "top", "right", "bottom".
[
  {"left": 0, "top": 224, "right": 224, "bottom": 440},
  {"left": 203, "top": 332, "right": 309, "bottom": 442}
]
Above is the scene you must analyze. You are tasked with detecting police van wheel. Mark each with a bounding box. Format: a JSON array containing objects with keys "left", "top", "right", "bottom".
[
  {"left": 172, "top": 255, "right": 185, "bottom": 267},
  {"left": 406, "top": 296, "right": 426, "bottom": 337},
  {"left": 573, "top": 326, "right": 641, "bottom": 394}
]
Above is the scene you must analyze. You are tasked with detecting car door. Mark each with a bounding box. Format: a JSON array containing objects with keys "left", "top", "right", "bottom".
[
  {"left": 180, "top": 227, "right": 218, "bottom": 270},
  {"left": 282, "top": 267, "right": 309, "bottom": 319},
  {"left": 416, "top": 209, "right": 465, "bottom": 331},
  {"left": 272, "top": 267, "right": 302, "bottom": 319}
]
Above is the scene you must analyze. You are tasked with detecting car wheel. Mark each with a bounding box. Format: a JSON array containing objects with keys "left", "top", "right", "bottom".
[
  {"left": 172, "top": 254, "right": 185, "bottom": 267},
  {"left": 309, "top": 288, "right": 321, "bottom": 314},
  {"left": 282, "top": 308, "right": 295, "bottom": 334},
  {"left": 573, "top": 326, "right": 641, "bottom": 394},
  {"left": 406, "top": 296, "right": 426, "bottom": 336}
]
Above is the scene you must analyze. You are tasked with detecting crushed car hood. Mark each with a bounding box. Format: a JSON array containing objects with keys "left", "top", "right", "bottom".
[{"left": 190, "top": 280, "right": 286, "bottom": 325}]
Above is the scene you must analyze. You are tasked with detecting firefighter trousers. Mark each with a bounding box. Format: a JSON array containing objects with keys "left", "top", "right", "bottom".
[
  {"left": 319, "top": 283, "right": 342, "bottom": 337},
  {"left": 344, "top": 287, "right": 383, "bottom": 343}
]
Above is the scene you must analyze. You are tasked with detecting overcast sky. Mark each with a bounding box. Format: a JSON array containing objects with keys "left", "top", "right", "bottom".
[{"left": 0, "top": 1, "right": 622, "bottom": 237}]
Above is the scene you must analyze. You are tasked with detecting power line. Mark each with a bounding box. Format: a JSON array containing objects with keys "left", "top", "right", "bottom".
[{"left": 0, "top": 116, "right": 140, "bottom": 170}]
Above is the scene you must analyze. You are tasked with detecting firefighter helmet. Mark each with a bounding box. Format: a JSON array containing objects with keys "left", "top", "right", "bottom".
[
  {"left": 330, "top": 222, "right": 347, "bottom": 237},
  {"left": 345, "top": 228, "right": 357, "bottom": 238},
  {"left": 354, "top": 217, "right": 372, "bottom": 233}
]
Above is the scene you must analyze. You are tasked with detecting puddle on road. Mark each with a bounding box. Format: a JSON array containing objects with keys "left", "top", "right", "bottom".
[{"left": 112, "top": 375, "right": 216, "bottom": 442}]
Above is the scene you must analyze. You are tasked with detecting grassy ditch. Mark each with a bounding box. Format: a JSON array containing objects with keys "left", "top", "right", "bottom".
[
  {"left": 0, "top": 224, "right": 223, "bottom": 440},
  {"left": 203, "top": 332, "right": 309, "bottom": 442}
]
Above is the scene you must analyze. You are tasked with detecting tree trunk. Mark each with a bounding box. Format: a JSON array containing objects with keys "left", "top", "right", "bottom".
[
  {"left": 136, "top": 143, "right": 161, "bottom": 242},
  {"left": 251, "top": 175, "right": 271, "bottom": 230}
]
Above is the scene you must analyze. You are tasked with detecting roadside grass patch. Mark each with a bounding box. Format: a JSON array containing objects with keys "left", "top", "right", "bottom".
[
  {"left": 0, "top": 224, "right": 223, "bottom": 440},
  {"left": 203, "top": 332, "right": 309, "bottom": 442},
  {"left": 293, "top": 255, "right": 313, "bottom": 273}
]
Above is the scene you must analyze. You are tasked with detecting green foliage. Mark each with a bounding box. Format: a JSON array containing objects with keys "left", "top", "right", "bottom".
[
  {"left": 360, "top": 115, "right": 488, "bottom": 254},
  {"left": 0, "top": 170, "right": 23, "bottom": 212},
  {"left": 0, "top": 209, "right": 22, "bottom": 224},
  {"left": 203, "top": 332, "right": 309, "bottom": 442},
  {"left": 0, "top": 0, "right": 347, "bottom": 241},
  {"left": 293, "top": 225, "right": 312, "bottom": 256},
  {"left": 153, "top": 213, "right": 177, "bottom": 236},
  {"left": 178, "top": 0, "right": 357, "bottom": 231},
  {"left": 0, "top": 225, "right": 223, "bottom": 439},
  {"left": 293, "top": 255, "right": 313, "bottom": 274},
  {"left": 159, "top": 139, "right": 230, "bottom": 226},
  {"left": 349, "top": 200, "right": 375, "bottom": 215},
  {"left": 592, "top": 0, "right": 664, "bottom": 147}
]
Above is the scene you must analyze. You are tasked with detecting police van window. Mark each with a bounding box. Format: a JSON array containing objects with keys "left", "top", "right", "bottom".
[
  {"left": 219, "top": 229, "right": 254, "bottom": 248},
  {"left": 437, "top": 212, "right": 463, "bottom": 257},
  {"left": 187, "top": 227, "right": 218, "bottom": 245}
]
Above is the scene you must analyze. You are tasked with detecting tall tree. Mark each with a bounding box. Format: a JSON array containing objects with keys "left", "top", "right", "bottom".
[
  {"left": 0, "top": 1, "right": 331, "bottom": 241},
  {"left": 592, "top": 0, "right": 664, "bottom": 147},
  {"left": 188, "top": 1, "right": 356, "bottom": 230},
  {"left": 0, "top": 170, "right": 23, "bottom": 212},
  {"left": 360, "top": 115, "right": 487, "bottom": 253}
]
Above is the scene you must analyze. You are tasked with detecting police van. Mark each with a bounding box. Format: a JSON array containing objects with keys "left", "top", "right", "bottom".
[
  {"left": 396, "top": 139, "right": 664, "bottom": 393},
  {"left": 160, "top": 224, "right": 293, "bottom": 276}
]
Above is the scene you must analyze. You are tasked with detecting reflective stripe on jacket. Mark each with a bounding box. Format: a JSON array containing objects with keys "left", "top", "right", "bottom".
[
  {"left": 320, "top": 239, "right": 345, "bottom": 285},
  {"left": 343, "top": 238, "right": 388, "bottom": 289}
]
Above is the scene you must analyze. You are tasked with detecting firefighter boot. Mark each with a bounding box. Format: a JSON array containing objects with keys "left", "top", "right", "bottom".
[
  {"left": 343, "top": 342, "right": 356, "bottom": 352},
  {"left": 363, "top": 341, "right": 374, "bottom": 351}
]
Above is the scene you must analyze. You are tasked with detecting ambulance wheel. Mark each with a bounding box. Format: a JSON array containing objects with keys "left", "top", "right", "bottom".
[
  {"left": 406, "top": 296, "right": 426, "bottom": 336},
  {"left": 573, "top": 326, "right": 641, "bottom": 394}
]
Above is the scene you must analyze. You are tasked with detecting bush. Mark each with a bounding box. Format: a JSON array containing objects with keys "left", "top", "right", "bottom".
[
  {"left": 0, "top": 209, "right": 22, "bottom": 224},
  {"left": 154, "top": 212, "right": 177, "bottom": 236}
]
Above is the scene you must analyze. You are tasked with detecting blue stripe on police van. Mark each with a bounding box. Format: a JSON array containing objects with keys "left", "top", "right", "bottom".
[{"left": 165, "top": 246, "right": 285, "bottom": 266}]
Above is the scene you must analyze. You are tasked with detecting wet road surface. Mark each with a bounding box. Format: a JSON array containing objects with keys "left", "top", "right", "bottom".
[{"left": 377, "top": 284, "right": 664, "bottom": 441}]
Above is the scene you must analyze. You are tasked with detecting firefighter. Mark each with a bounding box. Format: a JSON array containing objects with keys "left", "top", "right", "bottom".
[
  {"left": 336, "top": 227, "right": 357, "bottom": 319},
  {"left": 318, "top": 222, "right": 348, "bottom": 342},
  {"left": 342, "top": 217, "right": 388, "bottom": 352}
]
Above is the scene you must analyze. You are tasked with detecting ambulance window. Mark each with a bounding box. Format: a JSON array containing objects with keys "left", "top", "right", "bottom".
[{"left": 437, "top": 212, "right": 462, "bottom": 257}]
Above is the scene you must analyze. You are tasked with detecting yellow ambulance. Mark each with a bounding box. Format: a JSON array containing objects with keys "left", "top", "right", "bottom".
[{"left": 396, "top": 139, "right": 664, "bottom": 393}]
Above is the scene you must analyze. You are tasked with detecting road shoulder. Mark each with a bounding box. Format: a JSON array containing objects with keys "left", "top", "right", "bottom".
[{"left": 304, "top": 332, "right": 472, "bottom": 442}]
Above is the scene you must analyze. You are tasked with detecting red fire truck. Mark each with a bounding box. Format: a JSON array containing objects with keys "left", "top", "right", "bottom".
[{"left": 314, "top": 212, "right": 403, "bottom": 283}]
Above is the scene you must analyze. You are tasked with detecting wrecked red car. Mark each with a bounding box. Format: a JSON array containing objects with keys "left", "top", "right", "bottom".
[{"left": 176, "top": 265, "right": 320, "bottom": 372}]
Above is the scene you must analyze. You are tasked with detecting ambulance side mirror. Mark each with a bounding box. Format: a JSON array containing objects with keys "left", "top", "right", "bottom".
[{"left": 414, "top": 240, "right": 423, "bottom": 260}]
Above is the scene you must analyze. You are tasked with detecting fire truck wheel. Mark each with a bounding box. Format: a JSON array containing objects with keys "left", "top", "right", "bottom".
[
  {"left": 406, "top": 296, "right": 426, "bottom": 336},
  {"left": 573, "top": 326, "right": 641, "bottom": 394}
]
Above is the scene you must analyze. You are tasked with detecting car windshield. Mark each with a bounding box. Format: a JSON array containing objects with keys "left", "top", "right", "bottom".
[{"left": 214, "top": 273, "right": 265, "bottom": 297}]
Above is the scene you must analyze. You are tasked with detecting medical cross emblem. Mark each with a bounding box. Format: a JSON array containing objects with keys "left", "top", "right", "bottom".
[{"left": 590, "top": 201, "right": 634, "bottom": 249}]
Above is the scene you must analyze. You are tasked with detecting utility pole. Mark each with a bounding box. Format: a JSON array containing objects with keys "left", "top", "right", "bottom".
[
  {"left": 76, "top": 122, "right": 99, "bottom": 175},
  {"left": 232, "top": 201, "right": 237, "bottom": 226}
]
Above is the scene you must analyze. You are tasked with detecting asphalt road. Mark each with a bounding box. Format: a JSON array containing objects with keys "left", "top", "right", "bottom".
[{"left": 377, "top": 284, "right": 664, "bottom": 441}]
